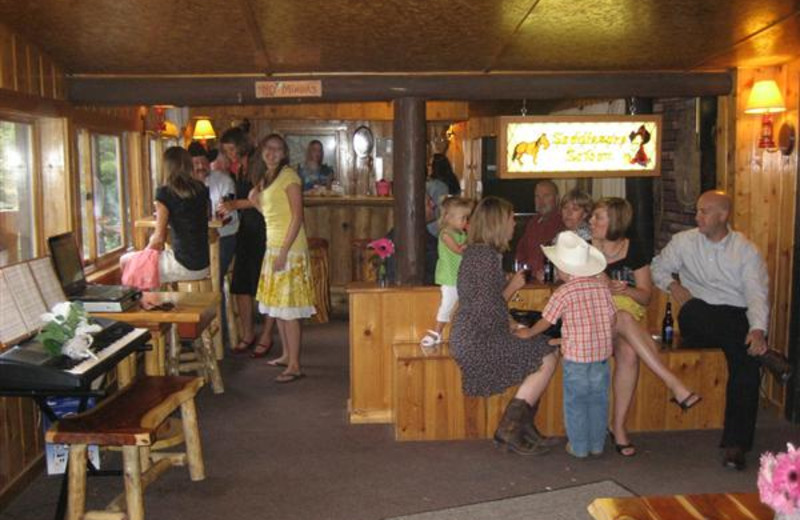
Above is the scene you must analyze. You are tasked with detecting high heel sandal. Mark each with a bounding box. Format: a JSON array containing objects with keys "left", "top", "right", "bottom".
[
  {"left": 232, "top": 337, "right": 255, "bottom": 354},
  {"left": 608, "top": 429, "right": 636, "bottom": 457},
  {"left": 670, "top": 392, "right": 702, "bottom": 412},
  {"left": 250, "top": 342, "right": 274, "bottom": 359}
]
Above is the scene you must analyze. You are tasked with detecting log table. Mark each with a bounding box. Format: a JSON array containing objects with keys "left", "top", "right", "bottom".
[
  {"left": 92, "top": 292, "right": 224, "bottom": 394},
  {"left": 588, "top": 492, "right": 774, "bottom": 520}
]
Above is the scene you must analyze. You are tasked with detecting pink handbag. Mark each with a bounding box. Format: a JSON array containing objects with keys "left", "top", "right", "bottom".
[{"left": 121, "top": 249, "right": 160, "bottom": 290}]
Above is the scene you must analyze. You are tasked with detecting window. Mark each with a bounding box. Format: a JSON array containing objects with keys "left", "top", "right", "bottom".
[
  {"left": 149, "top": 136, "right": 178, "bottom": 200},
  {"left": 0, "top": 120, "right": 35, "bottom": 267},
  {"left": 77, "top": 130, "right": 126, "bottom": 262}
]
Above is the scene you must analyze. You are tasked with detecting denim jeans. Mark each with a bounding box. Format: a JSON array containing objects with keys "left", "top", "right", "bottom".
[{"left": 562, "top": 359, "right": 610, "bottom": 457}]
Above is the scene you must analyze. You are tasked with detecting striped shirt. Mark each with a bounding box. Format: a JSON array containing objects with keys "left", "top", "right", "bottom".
[{"left": 542, "top": 277, "right": 616, "bottom": 363}]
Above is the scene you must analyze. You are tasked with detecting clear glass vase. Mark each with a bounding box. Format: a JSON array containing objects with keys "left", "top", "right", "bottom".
[{"left": 377, "top": 262, "right": 388, "bottom": 288}]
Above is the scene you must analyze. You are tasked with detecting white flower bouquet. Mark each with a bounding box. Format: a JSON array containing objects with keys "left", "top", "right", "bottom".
[{"left": 37, "top": 302, "right": 102, "bottom": 361}]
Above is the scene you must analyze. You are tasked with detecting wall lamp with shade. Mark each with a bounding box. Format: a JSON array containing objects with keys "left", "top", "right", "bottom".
[
  {"left": 192, "top": 118, "right": 216, "bottom": 145},
  {"left": 745, "top": 80, "right": 786, "bottom": 152}
]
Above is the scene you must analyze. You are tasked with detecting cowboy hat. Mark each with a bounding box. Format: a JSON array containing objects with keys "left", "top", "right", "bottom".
[{"left": 541, "top": 231, "right": 606, "bottom": 277}]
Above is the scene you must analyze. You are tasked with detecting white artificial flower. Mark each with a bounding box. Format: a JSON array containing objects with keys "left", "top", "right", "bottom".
[
  {"left": 75, "top": 320, "right": 102, "bottom": 336},
  {"left": 61, "top": 334, "right": 97, "bottom": 361},
  {"left": 51, "top": 301, "right": 73, "bottom": 319}
]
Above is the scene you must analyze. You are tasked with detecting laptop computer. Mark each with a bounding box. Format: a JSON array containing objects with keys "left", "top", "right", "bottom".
[{"left": 47, "top": 232, "right": 141, "bottom": 309}]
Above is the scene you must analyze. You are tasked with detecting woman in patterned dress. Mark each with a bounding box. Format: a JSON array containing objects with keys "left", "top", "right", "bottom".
[
  {"left": 450, "top": 197, "right": 558, "bottom": 455},
  {"left": 250, "top": 134, "right": 316, "bottom": 383}
]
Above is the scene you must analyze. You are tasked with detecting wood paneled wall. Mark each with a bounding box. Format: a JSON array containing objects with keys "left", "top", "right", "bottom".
[
  {"left": 0, "top": 23, "right": 65, "bottom": 99},
  {"left": 730, "top": 62, "right": 799, "bottom": 408},
  {"left": 37, "top": 117, "right": 71, "bottom": 246},
  {"left": 0, "top": 23, "right": 144, "bottom": 507}
]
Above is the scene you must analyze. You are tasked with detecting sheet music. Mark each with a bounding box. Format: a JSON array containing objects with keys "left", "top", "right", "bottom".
[
  {"left": 2, "top": 264, "right": 48, "bottom": 331},
  {"left": 0, "top": 275, "right": 29, "bottom": 346},
  {"left": 29, "top": 257, "right": 67, "bottom": 309}
]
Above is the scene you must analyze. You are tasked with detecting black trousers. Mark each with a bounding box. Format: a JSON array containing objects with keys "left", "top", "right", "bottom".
[{"left": 678, "top": 298, "right": 761, "bottom": 452}]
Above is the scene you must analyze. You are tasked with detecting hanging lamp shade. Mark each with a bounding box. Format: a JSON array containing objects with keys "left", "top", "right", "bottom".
[
  {"left": 192, "top": 118, "right": 216, "bottom": 140},
  {"left": 161, "top": 120, "right": 179, "bottom": 138}
]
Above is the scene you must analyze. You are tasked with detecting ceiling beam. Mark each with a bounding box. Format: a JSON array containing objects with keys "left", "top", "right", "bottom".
[
  {"left": 237, "top": 0, "right": 271, "bottom": 73},
  {"left": 68, "top": 72, "right": 733, "bottom": 106}
]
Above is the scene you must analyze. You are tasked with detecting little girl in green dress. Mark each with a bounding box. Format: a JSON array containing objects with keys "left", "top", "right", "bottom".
[{"left": 420, "top": 197, "right": 474, "bottom": 349}]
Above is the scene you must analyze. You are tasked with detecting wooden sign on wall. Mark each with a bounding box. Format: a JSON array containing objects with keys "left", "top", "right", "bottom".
[
  {"left": 254, "top": 80, "right": 323, "bottom": 99},
  {"left": 498, "top": 115, "right": 662, "bottom": 179}
]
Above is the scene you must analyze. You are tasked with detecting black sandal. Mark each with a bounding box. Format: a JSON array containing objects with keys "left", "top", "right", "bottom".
[
  {"left": 608, "top": 429, "right": 636, "bottom": 457},
  {"left": 670, "top": 392, "right": 702, "bottom": 412}
]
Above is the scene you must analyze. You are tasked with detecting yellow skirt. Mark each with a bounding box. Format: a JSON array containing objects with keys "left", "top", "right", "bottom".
[
  {"left": 256, "top": 247, "right": 316, "bottom": 320},
  {"left": 613, "top": 294, "right": 646, "bottom": 322}
]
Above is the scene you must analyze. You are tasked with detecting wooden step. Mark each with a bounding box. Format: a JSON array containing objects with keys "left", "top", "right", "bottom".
[{"left": 392, "top": 340, "right": 727, "bottom": 442}]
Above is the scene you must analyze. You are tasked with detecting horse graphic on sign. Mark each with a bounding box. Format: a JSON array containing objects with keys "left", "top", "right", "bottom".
[{"left": 511, "top": 133, "right": 550, "bottom": 165}]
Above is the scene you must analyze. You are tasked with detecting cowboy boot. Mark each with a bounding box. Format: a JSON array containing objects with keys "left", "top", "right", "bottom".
[
  {"left": 521, "top": 401, "right": 560, "bottom": 447},
  {"left": 493, "top": 398, "right": 548, "bottom": 455}
]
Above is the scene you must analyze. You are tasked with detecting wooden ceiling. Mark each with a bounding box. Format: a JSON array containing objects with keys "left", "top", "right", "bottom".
[{"left": 1, "top": 0, "right": 798, "bottom": 76}]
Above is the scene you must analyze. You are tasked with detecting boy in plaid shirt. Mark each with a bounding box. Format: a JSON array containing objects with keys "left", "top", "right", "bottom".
[{"left": 517, "top": 231, "right": 616, "bottom": 458}]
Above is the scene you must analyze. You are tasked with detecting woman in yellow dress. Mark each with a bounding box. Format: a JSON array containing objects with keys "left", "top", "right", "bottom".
[{"left": 250, "top": 134, "right": 316, "bottom": 383}]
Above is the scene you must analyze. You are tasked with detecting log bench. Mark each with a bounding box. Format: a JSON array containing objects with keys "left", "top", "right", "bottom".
[
  {"left": 45, "top": 376, "right": 206, "bottom": 520},
  {"left": 392, "top": 340, "right": 727, "bottom": 442}
]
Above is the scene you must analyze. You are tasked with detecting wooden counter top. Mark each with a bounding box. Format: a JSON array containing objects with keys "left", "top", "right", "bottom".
[
  {"left": 304, "top": 195, "right": 393, "bottom": 207},
  {"left": 346, "top": 281, "right": 556, "bottom": 293}
]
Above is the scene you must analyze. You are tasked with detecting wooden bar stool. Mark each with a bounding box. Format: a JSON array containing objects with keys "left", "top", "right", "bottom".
[
  {"left": 223, "top": 265, "right": 239, "bottom": 348},
  {"left": 351, "top": 238, "right": 376, "bottom": 282},
  {"left": 308, "top": 237, "right": 330, "bottom": 323},
  {"left": 46, "top": 376, "right": 205, "bottom": 520}
]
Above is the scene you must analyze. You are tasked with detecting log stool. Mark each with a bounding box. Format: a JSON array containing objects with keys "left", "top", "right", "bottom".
[
  {"left": 223, "top": 266, "right": 239, "bottom": 348},
  {"left": 46, "top": 376, "right": 205, "bottom": 520},
  {"left": 308, "top": 237, "right": 330, "bottom": 323}
]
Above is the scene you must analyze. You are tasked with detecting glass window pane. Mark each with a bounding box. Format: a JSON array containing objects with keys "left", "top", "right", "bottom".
[
  {"left": 92, "top": 134, "right": 123, "bottom": 256},
  {"left": 77, "top": 129, "right": 93, "bottom": 259},
  {"left": 0, "top": 120, "right": 35, "bottom": 267},
  {"left": 121, "top": 136, "right": 131, "bottom": 247}
]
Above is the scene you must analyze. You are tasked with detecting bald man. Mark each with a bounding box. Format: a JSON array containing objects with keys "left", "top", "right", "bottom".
[
  {"left": 651, "top": 190, "right": 769, "bottom": 471},
  {"left": 514, "top": 180, "right": 564, "bottom": 278}
]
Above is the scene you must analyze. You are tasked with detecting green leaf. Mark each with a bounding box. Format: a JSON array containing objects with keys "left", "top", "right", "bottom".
[{"left": 42, "top": 338, "right": 63, "bottom": 357}]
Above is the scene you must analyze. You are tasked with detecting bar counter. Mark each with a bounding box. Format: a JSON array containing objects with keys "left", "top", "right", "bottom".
[
  {"left": 347, "top": 281, "right": 554, "bottom": 423},
  {"left": 305, "top": 196, "right": 394, "bottom": 311}
]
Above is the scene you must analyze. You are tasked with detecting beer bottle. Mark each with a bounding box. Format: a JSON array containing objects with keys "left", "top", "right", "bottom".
[
  {"left": 661, "top": 302, "right": 674, "bottom": 348},
  {"left": 543, "top": 257, "right": 554, "bottom": 283}
]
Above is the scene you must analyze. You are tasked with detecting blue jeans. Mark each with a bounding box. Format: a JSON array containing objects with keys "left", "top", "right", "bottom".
[{"left": 562, "top": 359, "right": 610, "bottom": 457}]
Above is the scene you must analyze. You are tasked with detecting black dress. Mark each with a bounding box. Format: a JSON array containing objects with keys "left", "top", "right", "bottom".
[
  {"left": 450, "top": 244, "right": 555, "bottom": 397},
  {"left": 230, "top": 172, "right": 267, "bottom": 296}
]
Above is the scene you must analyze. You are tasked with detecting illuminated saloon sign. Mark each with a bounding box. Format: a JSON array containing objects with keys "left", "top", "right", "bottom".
[{"left": 498, "top": 115, "right": 662, "bottom": 179}]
